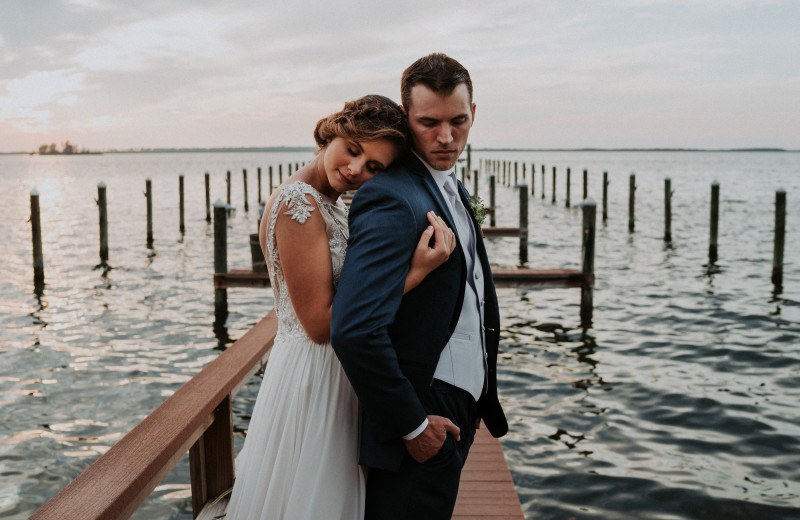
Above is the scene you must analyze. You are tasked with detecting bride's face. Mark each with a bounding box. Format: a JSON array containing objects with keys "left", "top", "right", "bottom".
[{"left": 322, "top": 137, "right": 398, "bottom": 194}]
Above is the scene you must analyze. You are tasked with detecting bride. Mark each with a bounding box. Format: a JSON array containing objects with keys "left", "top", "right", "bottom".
[{"left": 226, "top": 94, "right": 455, "bottom": 519}]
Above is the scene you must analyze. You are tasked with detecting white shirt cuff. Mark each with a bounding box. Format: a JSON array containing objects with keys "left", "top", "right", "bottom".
[{"left": 402, "top": 418, "right": 429, "bottom": 440}]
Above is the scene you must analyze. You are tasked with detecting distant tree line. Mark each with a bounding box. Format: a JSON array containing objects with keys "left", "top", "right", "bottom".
[{"left": 36, "top": 141, "right": 98, "bottom": 155}]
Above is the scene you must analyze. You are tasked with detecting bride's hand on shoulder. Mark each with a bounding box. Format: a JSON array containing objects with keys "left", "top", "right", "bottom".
[{"left": 403, "top": 211, "right": 456, "bottom": 294}]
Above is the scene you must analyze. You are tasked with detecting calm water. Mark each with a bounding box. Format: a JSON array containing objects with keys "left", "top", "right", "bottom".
[{"left": 1, "top": 151, "right": 798, "bottom": 519}]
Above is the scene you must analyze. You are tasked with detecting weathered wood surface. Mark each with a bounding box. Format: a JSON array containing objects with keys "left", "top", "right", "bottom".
[
  {"left": 215, "top": 268, "right": 593, "bottom": 290},
  {"left": 492, "top": 268, "right": 593, "bottom": 289},
  {"left": 197, "top": 423, "right": 525, "bottom": 520},
  {"left": 453, "top": 425, "right": 526, "bottom": 519},
  {"left": 482, "top": 226, "right": 526, "bottom": 238},
  {"left": 29, "top": 311, "right": 278, "bottom": 520}
]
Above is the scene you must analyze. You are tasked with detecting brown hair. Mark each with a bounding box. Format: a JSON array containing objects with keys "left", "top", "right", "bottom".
[
  {"left": 313, "top": 94, "right": 407, "bottom": 151},
  {"left": 401, "top": 53, "right": 473, "bottom": 110}
]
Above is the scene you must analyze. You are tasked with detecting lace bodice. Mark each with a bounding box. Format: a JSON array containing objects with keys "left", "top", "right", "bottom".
[{"left": 266, "top": 182, "right": 349, "bottom": 342}]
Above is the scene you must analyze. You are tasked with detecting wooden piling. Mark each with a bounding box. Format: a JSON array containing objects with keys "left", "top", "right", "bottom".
[
  {"left": 145, "top": 178, "right": 153, "bottom": 248},
  {"left": 179, "top": 175, "right": 185, "bottom": 234},
  {"left": 466, "top": 144, "right": 471, "bottom": 180},
  {"left": 472, "top": 169, "right": 479, "bottom": 199},
  {"left": 541, "top": 165, "right": 546, "bottom": 200},
  {"left": 602, "top": 171, "right": 609, "bottom": 222},
  {"left": 514, "top": 162, "right": 518, "bottom": 185},
  {"left": 214, "top": 199, "right": 228, "bottom": 321},
  {"left": 581, "top": 198, "right": 597, "bottom": 327},
  {"left": 257, "top": 167, "right": 262, "bottom": 203},
  {"left": 97, "top": 182, "right": 109, "bottom": 265},
  {"left": 242, "top": 169, "right": 249, "bottom": 212},
  {"left": 664, "top": 178, "right": 673, "bottom": 242},
  {"left": 279, "top": 164, "right": 283, "bottom": 184},
  {"left": 772, "top": 190, "right": 786, "bottom": 287},
  {"left": 489, "top": 175, "right": 496, "bottom": 227},
  {"left": 583, "top": 169, "right": 588, "bottom": 200},
  {"left": 551, "top": 166, "right": 557, "bottom": 204},
  {"left": 30, "top": 189, "right": 44, "bottom": 287},
  {"left": 530, "top": 163, "right": 535, "bottom": 196},
  {"left": 205, "top": 173, "right": 211, "bottom": 222},
  {"left": 628, "top": 174, "right": 636, "bottom": 233},
  {"left": 518, "top": 184, "right": 528, "bottom": 265},
  {"left": 226, "top": 171, "right": 231, "bottom": 206},
  {"left": 566, "top": 167, "right": 571, "bottom": 208},
  {"left": 269, "top": 166, "right": 274, "bottom": 194},
  {"left": 709, "top": 182, "right": 720, "bottom": 263}
]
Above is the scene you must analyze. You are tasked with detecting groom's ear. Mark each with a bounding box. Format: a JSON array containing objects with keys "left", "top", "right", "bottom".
[{"left": 400, "top": 104, "right": 407, "bottom": 116}]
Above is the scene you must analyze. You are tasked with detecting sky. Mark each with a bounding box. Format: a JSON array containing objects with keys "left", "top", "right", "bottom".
[{"left": 0, "top": 0, "right": 798, "bottom": 152}]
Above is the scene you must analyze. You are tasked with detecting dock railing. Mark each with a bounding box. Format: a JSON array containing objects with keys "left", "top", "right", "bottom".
[{"left": 29, "top": 310, "right": 279, "bottom": 520}]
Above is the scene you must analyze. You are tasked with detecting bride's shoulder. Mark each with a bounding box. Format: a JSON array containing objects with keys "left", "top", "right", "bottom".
[{"left": 273, "top": 181, "right": 321, "bottom": 224}]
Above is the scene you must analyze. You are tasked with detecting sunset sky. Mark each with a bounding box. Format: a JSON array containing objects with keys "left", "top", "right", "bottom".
[{"left": 1, "top": 0, "right": 798, "bottom": 152}]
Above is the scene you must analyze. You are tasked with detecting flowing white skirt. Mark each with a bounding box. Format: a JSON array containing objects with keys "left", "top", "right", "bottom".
[{"left": 226, "top": 332, "right": 365, "bottom": 520}]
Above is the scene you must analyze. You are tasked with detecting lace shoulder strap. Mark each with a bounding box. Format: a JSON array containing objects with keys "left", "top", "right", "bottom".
[{"left": 272, "top": 182, "right": 320, "bottom": 224}]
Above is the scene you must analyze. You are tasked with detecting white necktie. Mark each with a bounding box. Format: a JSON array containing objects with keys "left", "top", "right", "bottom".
[{"left": 444, "top": 172, "right": 475, "bottom": 256}]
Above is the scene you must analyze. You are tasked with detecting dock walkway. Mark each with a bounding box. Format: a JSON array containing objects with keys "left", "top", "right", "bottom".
[{"left": 198, "top": 425, "right": 525, "bottom": 520}]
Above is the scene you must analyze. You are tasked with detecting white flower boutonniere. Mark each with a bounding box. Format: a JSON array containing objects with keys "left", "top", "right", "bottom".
[{"left": 469, "top": 195, "right": 487, "bottom": 226}]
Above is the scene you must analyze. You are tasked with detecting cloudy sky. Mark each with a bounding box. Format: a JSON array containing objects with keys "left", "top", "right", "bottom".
[{"left": 0, "top": 0, "right": 798, "bottom": 152}]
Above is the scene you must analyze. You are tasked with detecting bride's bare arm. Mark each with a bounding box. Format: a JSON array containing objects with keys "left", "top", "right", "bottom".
[
  {"left": 274, "top": 198, "right": 336, "bottom": 344},
  {"left": 279, "top": 204, "right": 454, "bottom": 343},
  {"left": 403, "top": 211, "right": 456, "bottom": 294}
]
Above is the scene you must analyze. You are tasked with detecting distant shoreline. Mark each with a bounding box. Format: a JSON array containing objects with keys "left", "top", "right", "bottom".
[{"left": 0, "top": 146, "right": 796, "bottom": 155}]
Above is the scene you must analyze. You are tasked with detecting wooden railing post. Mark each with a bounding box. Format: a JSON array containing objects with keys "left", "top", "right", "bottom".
[{"left": 190, "top": 395, "right": 235, "bottom": 517}]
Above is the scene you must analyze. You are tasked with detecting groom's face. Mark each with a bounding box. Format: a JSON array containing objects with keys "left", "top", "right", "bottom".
[{"left": 405, "top": 83, "right": 475, "bottom": 171}]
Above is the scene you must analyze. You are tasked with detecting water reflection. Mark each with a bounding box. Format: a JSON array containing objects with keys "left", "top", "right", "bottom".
[{"left": 213, "top": 310, "right": 232, "bottom": 351}]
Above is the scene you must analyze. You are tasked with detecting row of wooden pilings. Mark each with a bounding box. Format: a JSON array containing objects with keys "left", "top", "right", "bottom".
[
  {"left": 27, "top": 156, "right": 788, "bottom": 299},
  {"left": 472, "top": 158, "right": 789, "bottom": 289}
]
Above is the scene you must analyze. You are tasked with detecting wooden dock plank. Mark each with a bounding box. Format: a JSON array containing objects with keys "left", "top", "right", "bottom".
[
  {"left": 215, "top": 268, "right": 592, "bottom": 290},
  {"left": 197, "top": 423, "right": 524, "bottom": 520},
  {"left": 454, "top": 425, "right": 525, "bottom": 519}
]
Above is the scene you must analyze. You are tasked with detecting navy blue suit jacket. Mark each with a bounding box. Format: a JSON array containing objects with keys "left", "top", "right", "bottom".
[{"left": 331, "top": 151, "right": 507, "bottom": 471}]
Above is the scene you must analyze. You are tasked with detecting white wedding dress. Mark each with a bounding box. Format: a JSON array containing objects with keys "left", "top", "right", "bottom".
[{"left": 226, "top": 182, "right": 365, "bottom": 520}]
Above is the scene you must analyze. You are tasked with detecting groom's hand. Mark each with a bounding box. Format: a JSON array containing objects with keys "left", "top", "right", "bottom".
[{"left": 403, "top": 415, "right": 461, "bottom": 463}]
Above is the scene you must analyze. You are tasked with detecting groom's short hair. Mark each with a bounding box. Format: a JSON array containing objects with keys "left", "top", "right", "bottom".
[{"left": 401, "top": 53, "right": 473, "bottom": 110}]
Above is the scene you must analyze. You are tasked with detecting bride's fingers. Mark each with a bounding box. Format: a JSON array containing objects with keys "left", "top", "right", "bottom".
[
  {"left": 417, "top": 225, "right": 434, "bottom": 248},
  {"left": 431, "top": 214, "right": 456, "bottom": 253}
]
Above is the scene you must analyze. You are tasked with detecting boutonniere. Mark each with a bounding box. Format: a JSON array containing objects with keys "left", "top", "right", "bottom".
[{"left": 469, "top": 195, "right": 487, "bottom": 226}]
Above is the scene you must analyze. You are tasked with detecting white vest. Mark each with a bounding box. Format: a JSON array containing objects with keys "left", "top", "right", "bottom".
[{"left": 432, "top": 169, "right": 487, "bottom": 401}]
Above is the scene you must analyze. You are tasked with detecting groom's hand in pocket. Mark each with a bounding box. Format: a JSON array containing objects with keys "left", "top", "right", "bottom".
[{"left": 403, "top": 415, "right": 461, "bottom": 463}]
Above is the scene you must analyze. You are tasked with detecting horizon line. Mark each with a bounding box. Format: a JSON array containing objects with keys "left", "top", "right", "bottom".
[{"left": 0, "top": 146, "right": 796, "bottom": 155}]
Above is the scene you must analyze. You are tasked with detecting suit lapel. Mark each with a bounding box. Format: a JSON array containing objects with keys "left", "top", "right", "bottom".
[{"left": 405, "top": 153, "right": 459, "bottom": 233}]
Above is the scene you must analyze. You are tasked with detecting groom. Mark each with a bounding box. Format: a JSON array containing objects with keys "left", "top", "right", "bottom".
[{"left": 331, "top": 53, "right": 507, "bottom": 520}]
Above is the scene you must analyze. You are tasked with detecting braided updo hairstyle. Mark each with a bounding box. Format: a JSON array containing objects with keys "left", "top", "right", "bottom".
[{"left": 313, "top": 95, "right": 408, "bottom": 152}]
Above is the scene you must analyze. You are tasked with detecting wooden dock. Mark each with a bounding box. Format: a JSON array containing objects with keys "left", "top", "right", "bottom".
[
  {"left": 215, "top": 268, "right": 592, "bottom": 290},
  {"left": 199, "top": 425, "right": 525, "bottom": 520},
  {"left": 453, "top": 426, "right": 525, "bottom": 519},
  {"left": 30, "top": 309, "right": 525, "bottom": 520}
]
